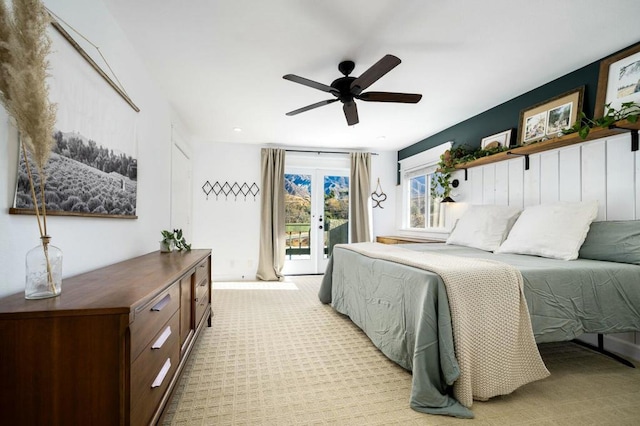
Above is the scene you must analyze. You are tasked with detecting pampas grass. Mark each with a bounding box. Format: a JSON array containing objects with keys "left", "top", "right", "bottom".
[
  {"left": 0, "top": 4, "right": 11, "bottom": 99},
  {"left": 0, "top": 0, "right": 58, "bottom": 293},
  {"left": 1, "top": 0, "right": 56, "bottom": 172}
]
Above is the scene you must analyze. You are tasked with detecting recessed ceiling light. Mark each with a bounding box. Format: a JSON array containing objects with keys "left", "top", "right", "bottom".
[{"left": 233, "top": 127, "right": 242, "bottom": 132}]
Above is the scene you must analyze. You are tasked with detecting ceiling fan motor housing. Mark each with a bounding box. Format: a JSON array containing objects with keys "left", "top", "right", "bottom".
[
  {"left": 331, "top": 76, "right": 356, "bottom": 102},
  {"left": 332, "top": 61, "right": 357, "bottom": 102}
]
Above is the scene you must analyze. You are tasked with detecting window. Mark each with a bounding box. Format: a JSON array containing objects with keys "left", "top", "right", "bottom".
[
  {"left": 399, "top": 142, "right": 451, "bottom": 230},
  {"left": 406, "top": 169, "right": 444, "bottom": 229},
  {"left": 409, "top": 174, "right": 426, "bottom": 227}
]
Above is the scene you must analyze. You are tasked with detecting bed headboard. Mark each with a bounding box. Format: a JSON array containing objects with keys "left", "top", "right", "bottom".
[{"left": 454, "top": 132, "right": 638, "bottom": 222}]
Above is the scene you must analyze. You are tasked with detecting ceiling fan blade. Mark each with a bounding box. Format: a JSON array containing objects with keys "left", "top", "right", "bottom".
[
  {"left": 286, "top": 99, "right": 338, "bottom": 116},
  {"left": 343, "top": 101, "right": 359, "bottom": 126},
  {"left": 357, "top": 91, "right": 422, "bottom": 103},
  {"left": 283, "top": 74, "right": 339, "bottom": 95},
  {"left": 350, "top": 54, "right": 401, "bottom": 95}
]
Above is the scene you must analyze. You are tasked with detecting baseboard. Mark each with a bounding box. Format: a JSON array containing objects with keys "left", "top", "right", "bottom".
[
  {"left": 576, "top": 333, "right": 640, "bottom": 363},
  {"left": 212, "top": 274, "right": 255, "bottom": 281}
]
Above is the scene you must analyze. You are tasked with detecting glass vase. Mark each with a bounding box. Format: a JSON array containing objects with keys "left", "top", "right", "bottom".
[{"left": 25, "top": 235, "right": 62, "bottom": 299}]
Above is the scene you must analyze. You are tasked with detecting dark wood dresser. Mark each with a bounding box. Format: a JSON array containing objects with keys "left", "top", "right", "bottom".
[{"left": 0, "top": 249, "right": 212, "bottom": 425}]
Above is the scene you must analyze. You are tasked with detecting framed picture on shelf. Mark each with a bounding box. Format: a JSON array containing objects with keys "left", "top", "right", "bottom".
[
  {"left": 481, "top": 129, "right": 513, "bottom": 149},
  {"left": 546, "top": 102, "right": 573, "bottom": 135},
  {"left": 594, "top": 43, "right": 640, "bottom": 118},
  {"left": 517, "top": 86, "right": 584, "bottom": 145}
]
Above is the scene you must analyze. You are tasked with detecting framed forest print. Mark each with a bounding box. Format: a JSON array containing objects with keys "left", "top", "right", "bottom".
[{"left": 11, "top": 17, "right": 140, "bottom": 218}]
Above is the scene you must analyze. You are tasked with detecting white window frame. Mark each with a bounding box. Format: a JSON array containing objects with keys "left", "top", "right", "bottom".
[{"left": 399, "top": 142, "right": 452, "bottom": 232}]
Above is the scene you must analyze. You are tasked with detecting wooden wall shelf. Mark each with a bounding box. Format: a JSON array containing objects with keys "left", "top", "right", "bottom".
[{"left": 454, "top": 119, "right": 640, "bottom": 171}]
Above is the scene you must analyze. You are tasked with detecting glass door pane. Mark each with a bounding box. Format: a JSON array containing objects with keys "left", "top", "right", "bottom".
[
  {"left": 409, "top": 175, "right": 426, "bottom": 228},
  {"left": 284, "top": 173, "right": 311, "bottom": 261},
  {"left": 323, "top": 174, "right": 349, "bottom": 259}
]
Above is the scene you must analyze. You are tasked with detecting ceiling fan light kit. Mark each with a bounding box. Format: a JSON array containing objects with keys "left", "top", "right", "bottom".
[{"left": 283, "top": 54, "right": 422, "bottom": 126}]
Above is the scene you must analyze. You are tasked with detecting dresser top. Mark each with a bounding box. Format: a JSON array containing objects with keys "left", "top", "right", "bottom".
[{"left": 0, "top": 249, "right": 211, "bottom": 319}]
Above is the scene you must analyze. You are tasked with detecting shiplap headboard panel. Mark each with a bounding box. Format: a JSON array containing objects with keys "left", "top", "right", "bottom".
[
  {"left": 459, "top": 131, "right": 639, "bottom": 360},
  {"left": 464, "top": 133, "right": 638, "bottom": 221}
]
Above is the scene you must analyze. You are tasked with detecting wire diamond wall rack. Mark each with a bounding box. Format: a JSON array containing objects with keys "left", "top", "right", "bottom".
[{"left": 202, "top": 181, "right": 259, "bottom": 201}]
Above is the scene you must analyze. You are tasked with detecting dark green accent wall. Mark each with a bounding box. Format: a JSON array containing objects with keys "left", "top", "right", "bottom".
[
  {"left": 398, "top": 40, "right": 640, "bottom": 168},
  {"left": 398, "top": 62, "right": 599, "bottom": 162}
]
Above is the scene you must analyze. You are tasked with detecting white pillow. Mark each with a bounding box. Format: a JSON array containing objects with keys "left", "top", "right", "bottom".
[
  {"left": 446, "top": 204, "right": 522, "bottom": 252},
  {"left": 495, "top": 201, "right": 598, "bottom": 260}
]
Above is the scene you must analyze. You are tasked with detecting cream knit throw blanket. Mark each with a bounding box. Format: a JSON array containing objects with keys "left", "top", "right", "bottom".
[{"left": 337, "top": 243, "right": 550, "bottom": 407}]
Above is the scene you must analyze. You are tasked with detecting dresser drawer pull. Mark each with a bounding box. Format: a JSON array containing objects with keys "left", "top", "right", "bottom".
[
  {"left": 151, "top": 294, "right": 171, "bottom": 312},
  {"left": 152, "top": 326, "right": 172, "bottom": 349},
  {"left": 151, "top": 358, "right": 171, "bottom": 388}
]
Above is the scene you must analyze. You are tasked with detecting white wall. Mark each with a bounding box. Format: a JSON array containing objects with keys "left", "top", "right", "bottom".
[
  {"left": 191, "top": 142, "right": 262, "bottom": 280},
  {"left": 0, "top": 0, "right": 183, "bottom": 297},
  {"left": 191, "top": 142, "right": 397, "bottom": 280},
  {"left": 370, "top": 151, "right": 397, "bottom": 237},
  {"left": 171, "top": 124, "right": 194, "bottom": 242}
]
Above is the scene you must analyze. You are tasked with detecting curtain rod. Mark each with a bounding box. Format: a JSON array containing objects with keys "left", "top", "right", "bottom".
[{"left": 285, "top": 149, "right": 379, "bottom": 156}]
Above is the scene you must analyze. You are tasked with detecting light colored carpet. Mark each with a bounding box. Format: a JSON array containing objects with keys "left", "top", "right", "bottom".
[{"left": 163, "top": 275, "right": 640, "bottom": 425}]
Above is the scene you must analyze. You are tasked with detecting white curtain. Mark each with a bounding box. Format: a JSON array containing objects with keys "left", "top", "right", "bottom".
[
  {"left": 256, "top": 148, "right": 286, "bottom": 281},
  {"left": 350, "top": 152, "right": 372, "bottom": 243}
]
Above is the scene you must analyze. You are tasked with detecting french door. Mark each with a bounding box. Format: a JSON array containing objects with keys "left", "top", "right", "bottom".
[{"left": 282, "top": 167, "right": 349, "bottom": 275}]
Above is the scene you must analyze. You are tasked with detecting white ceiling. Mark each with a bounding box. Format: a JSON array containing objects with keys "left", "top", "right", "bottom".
[{"left": 102, "top": 0, "right": 640, "bottom": 152}]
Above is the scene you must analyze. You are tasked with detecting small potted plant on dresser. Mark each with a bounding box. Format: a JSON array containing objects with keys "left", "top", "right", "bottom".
[{"left": 160, "top": 229, "right": 191, "bottom": 252}]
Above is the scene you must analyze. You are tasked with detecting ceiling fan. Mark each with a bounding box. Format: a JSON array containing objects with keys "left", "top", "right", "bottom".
[{"left": 283, "top": 54, "right": 422, "bottom": 126}]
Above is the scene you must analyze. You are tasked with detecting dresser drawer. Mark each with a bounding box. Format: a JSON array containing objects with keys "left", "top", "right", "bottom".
[
  {"left": 130, "top": 311, "right": 180, "bottom": 426},
  {"left": 195, "top": 287, "right": 210, "bottom": 327},
  {"left": 130, "top": 282, "right": 180, "bottom": 361},
  {"left": 194, "top": 271, "right": 209, "bottom": 305},
  {"left": 194, "top": 258, "right": 209, "bottom": 288}
]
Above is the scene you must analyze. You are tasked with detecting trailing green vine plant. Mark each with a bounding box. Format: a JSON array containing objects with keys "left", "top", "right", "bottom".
[
  {"left": 562, "top": 101, "right": 640, "bottom": 139},
  {"left": 431, "top": 146, "right": 466, "bottom": 199},
  {"left": 431, "top": 144, "right": 510, "bottom": 199}
]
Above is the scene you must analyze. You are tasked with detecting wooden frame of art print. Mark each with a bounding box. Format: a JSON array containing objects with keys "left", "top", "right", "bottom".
[
  {"left": 10, "top": 17, "right": 139, "bottom": 219},
  {"left": 481, "top": 129, "right": 513, "bottom": 149},
  {"left": 594, "top": 43, "right": 640, "bottom": 119},
  {"left": 517, "top": 86, "right": 584, "bottom": 146}
]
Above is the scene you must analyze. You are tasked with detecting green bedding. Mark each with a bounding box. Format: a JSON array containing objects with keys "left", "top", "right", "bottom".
[{"left": 319, "top": 243, "right": 640, "bottom": 418}]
